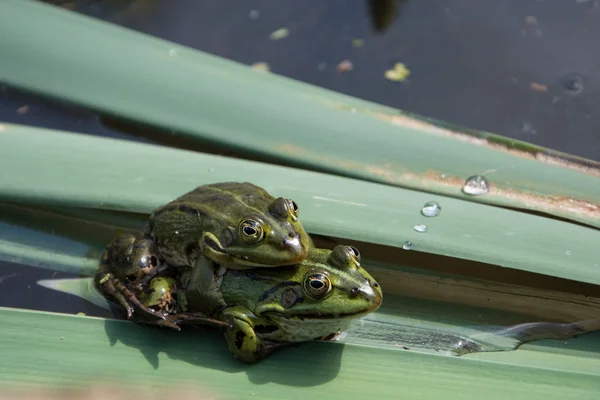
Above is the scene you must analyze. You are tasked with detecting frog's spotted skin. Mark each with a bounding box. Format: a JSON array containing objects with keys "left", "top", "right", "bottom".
[
  {"left": 148, "top": 182, "right": 311, "bottom": 270},
  {"left": 179, "top": 244, "right": 383, "bottom": 363}
]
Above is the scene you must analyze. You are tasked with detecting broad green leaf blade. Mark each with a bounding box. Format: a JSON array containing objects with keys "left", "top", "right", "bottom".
[
  {"left": 1, "top": 124, "right": 599, "bottom": 286},
  {"left": 1, "top": 0, "right": 599, "bottom": 227},
  {"left": 1, "top": 307, "right": 599, "bottom": 399}
]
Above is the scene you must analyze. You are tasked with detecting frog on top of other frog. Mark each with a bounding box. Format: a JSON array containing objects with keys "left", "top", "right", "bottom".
[{"left": 95, "top": 182, "right": 313, "bottom": 329}]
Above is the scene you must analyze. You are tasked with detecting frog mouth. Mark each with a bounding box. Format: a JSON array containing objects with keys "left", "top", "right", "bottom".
[
  {"left": 203, "top": 234, "right": 263, "bottom": 266},
  {"left": 278, "top": 309, "right": 375, "bottom": 321}
]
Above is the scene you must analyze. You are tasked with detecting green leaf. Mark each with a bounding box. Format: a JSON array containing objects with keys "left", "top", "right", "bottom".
[
  {"left": 2, "top": 306, "right": 600, "bottom": 399},
  {"left": 1, "top": 0, "right": 599, "bottom": 228},
  {"left": 1, "top": 1, "right": 599, "bottom": 395},
  {"left": 2, "top": 124, "right": 599, "bottom": 286}
]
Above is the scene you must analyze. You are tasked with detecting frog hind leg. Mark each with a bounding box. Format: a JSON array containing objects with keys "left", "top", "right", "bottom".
[
  {"left": 96, "top": 272, "right": 181, "bottom": 330},
  {"left": 221, "top": 306, "right": 290, "bottom": 363},
  {"left": 165, "top": 312, "right": 232, "bottom": 329}
]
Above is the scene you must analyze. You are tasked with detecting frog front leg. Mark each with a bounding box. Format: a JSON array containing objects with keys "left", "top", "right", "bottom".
[
  {"left": 221, "top": 306, "right": 290, "bottom": 363},
  {"left": 95, "top": 269, "right": 182, "bottom": 330}
]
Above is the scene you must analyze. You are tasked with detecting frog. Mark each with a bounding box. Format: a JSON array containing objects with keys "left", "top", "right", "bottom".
[
  {"left": 94, "top": 232, "right": 230, "bottom": 330},
  {"left": 148, "top": 182, "right": 311, "bottom": 270},
  {"left": 173, "top": 244, "right": 383, "bottom": 363},
  {"left": 94, "top": 182, "right": 311, "bottom": 327}
]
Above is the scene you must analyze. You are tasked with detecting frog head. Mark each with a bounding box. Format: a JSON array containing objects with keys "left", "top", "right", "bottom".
[
  {"left": 102, "top": 234, "right": 163, "bottom": 287},
  {"left": 250, "top": 245, "right": 383, "bottom": 341},
  {"left": 202, "top": 197, "right": 311, "bottom": 268}
]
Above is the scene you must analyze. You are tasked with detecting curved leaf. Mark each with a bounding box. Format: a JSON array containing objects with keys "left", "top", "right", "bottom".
[
  {"left": 1, "top": 124, "right": 599, "bottom": 286},
  {"left": 0, "top": 0, "right": 599, "bottom": 228}
]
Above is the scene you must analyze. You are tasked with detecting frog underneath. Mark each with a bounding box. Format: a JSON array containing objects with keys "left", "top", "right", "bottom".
[{"left": 146, "top": 244, "right": 383, "bottom": 363}]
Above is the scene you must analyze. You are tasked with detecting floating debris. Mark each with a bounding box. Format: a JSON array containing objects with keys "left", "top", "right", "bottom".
[
  {"left": 402, "top": 241, "right": 413, "bottom": 250},
  {"left": 352, "top": 39, "right": 365, "bottom": 48},
  {"left": 524, "top": 15, "right": 537, "bottom": 25},
  {"left": 384, "top": 63, "right": 410, "bottom": 81},
  {"left": 530, "top": 82, "right": 548, "bottom": 92},
  {"left": 269, "top": 28, "right": 289, "bottom": 40},
  {"left": 337, "top": 59, "right": 354, "bottom": 72},
  {"left": 249, "top": 10, "right": 260, "bottom": 20},
  {"left": 421, "top": 201, "right": 441, "bottom": 217},
  {"left": 317, "top": 62, "right": 327, "bottom": 71},
  {"left": 462, "top": 175, "right": 490, "bottom": 196},
  {"left": 251, "top": 62, "right": 270, "bottom": 72},
  {"left": 17, "top": 105, "right": 29, "bottom": 115},
  {"left": 413, "top": 224, "right": 427, "bottom": 233},
  {"left": 76, "top": 312, "right": 86, "bottom": 316}
]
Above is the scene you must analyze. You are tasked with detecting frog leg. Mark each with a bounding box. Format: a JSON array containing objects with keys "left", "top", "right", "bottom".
[
  {"left": 164, "top": 312, "right": 232, "bottom": 329},
  {"left": 95, "top": 270, "right": 182, "bottom": 330},
  {"left": 179, "top": 253, "right": 227, "bottom": 314},
  {"left": 221, "top": 306, "right": 290, "bottom": 363}
]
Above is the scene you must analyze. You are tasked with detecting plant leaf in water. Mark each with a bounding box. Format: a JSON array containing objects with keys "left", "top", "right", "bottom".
[
  {"left": 2, "top": 125, "right": 600, "bottom": 286},
  {"left": 1, "top": 1, "right": 599, "bottom": 228}
]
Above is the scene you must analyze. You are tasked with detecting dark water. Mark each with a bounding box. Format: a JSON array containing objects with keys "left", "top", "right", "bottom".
[
  {"left": 1, "top": 0, "right": 600, "bottom": 318},
  {"left": 5, "top": 0, "right": 600, "bottom": 161}
]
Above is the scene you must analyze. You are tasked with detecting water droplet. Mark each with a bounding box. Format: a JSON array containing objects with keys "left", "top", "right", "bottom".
[
  {"left": 421, "top": 201, "right": 441, "bottom": 217},
  {"left": 168, "top": 48, "right": 177, "bottom": 56},
  {"left": 249, "top": 10, "right": 259, "bottom": 19},
  {"left": 462, "top": 175, "right": 489, "bottom": 196},
  {"left": 440, "top": 173, "right": 447, "bottom": 179},
  {"left": 175, "top": 230, "right": 180, "bottom": 235},
  {"left": 413, "top": 224, "right": 427, "bottom": 233},
  {"left": 565, "top": 250, "right": 571, "bottom": 256},
  {"left": 402, "top": 241, "right": 413, "bottom": 250}
]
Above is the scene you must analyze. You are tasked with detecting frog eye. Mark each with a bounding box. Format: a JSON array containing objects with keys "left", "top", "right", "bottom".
[
  {"left": 285, "top": 199, "right": 300, "bottom": 221},
  {"left": 347, "top": 246, "right": 361, "bottom": 265},
  {"left": 303, "top": 273, "right": 332, "bottom": 299},
  {"left": 239, "top": 219, "right": 265, "bottom": 244}
]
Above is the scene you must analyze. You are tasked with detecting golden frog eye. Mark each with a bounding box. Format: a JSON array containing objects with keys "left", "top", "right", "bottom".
[
  {"left": 239, "top": 219, "right": 265, "bottom": 244},
  {"left": 285, "top": 199, "right": 300, "bottom": 221},
  {"left": 347, "top": 245, "right": 361, "bottom": 265},
  {"left": 303, "top": 272, "right": 332, "bottom": 299}
]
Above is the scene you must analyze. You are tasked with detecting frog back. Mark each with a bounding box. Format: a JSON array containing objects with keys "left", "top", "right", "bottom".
[{"left": 148, "top": 182, "right": 276, "bottom": 267}]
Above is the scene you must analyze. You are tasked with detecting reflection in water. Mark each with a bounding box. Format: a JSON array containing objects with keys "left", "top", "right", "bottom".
[{"left": 368, "top": 0, "right": 407, "bottom": 32}]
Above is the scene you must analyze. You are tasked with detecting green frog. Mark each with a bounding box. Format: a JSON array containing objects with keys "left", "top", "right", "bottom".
[
  {"left": 148, "top": 182, "right": 311, "bottom": 269},
  {"left": 152, "top": 244, "right": 383, "bottom": 363},
  {"left": 95, "top": 182, "right": 312, "bottom": 326}
]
